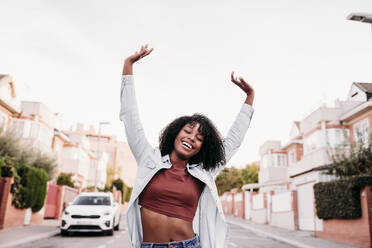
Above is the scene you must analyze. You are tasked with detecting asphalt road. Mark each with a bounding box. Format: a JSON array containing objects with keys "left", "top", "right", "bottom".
[{"left": 14, "top": 216, "right": 295, "bottom": 248}]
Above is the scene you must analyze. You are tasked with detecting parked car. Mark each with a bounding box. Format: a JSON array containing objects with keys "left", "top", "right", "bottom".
[{"left": 60, "top": 192, "right": 121, "bottom": 236}]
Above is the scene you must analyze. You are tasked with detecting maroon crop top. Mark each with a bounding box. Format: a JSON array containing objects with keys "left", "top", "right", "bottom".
[{"left": 139, "top": 161, "right": 205, "bottom": 222}]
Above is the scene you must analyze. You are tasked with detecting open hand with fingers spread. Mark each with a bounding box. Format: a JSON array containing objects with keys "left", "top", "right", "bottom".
[
  {"left": 231, "top": 71, "right": 255, "bottom": 106},
  {"left": 123, "top": 44, "right": 154, "bottom": 75}
]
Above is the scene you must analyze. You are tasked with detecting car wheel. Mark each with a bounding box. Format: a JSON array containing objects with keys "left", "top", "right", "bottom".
[
  {"left": 106, "top": 219, "right": 114, "bottom": 236},
  {"left": 60, "top": 229, "right": 68, "bottom": 236},
  {"left": 106, "top": 227, "right": 114, "bottom": 236},
  {"left": 114, "top": 217, "right": 120, "bottom": 231}
]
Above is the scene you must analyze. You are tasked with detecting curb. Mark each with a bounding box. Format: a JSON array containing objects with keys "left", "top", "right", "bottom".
[
  {"left": 0, "top": 229, "right": 60, "bottom": 248},
  {"left": 226, "top": 219, "right": 315, "bottom": 248}
]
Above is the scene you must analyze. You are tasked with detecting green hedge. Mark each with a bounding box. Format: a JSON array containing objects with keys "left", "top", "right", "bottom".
[
  {"left": 111, "top": 178, "right": 132, "bottom": 203},
  {"left": 56, "top": 173, "right": 74, "bottom": 188},
  {"left": 123, "top": 186, "right": 133, "bottom": 203},
  {"left": 0, "top": 156, "right": 17, "bottom": 177},
  {"left": 314, "top": 176, "right": 372, "bottom": 219},
  {"left": 112, "top": 178, "right": 124, "bottom": 192},
  {"left": 12, "top": 165, "right": 49, "bottom": 212}
]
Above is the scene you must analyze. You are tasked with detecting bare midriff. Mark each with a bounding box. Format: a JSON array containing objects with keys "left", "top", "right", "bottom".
[{"left": 141, "top": 207, "right": 195, "bottom": 243}]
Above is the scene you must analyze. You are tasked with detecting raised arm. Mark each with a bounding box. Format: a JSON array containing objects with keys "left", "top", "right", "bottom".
[
  {"left": 120, "top": 45, "right": 154, "bottom": 163},
  {"left": 212, "top": 72, "right": 255, "bottom": 177}
]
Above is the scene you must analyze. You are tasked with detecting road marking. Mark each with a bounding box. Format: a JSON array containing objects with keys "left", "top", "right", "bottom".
[
  {"left": 229, "top": 242, "right": 238, "bottom": 247},
  {"left": 97, "top": 245, "right": 106, "bottom": 248}
]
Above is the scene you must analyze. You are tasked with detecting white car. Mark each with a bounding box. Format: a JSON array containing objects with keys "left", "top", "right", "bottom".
[{"left": 60, "top": 192, "right": 121, "bottom": 236}]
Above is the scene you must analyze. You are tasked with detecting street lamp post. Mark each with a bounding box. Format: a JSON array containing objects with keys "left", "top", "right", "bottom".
[
  {"left": 94, "top": 121, "right": 110, "bottom": 192},
  {"left": 347, "top": 12, "right": 372, "bottom": 40}
]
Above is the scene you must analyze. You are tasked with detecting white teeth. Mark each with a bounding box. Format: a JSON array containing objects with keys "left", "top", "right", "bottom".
[{"left": 182, "top": 142, "right": 192, "bottom": 149}]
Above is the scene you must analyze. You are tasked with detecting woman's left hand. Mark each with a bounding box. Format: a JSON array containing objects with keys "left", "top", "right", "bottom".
[{"left": 231, "top": 71, "right": 255, "bottom": 106}]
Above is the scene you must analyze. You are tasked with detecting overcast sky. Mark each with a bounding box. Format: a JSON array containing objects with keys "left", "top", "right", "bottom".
[{"left": 1, "top": 0, "right": 372, "bottom": 168}]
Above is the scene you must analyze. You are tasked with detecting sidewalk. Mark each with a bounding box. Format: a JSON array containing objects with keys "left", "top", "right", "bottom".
[
  {"left": 226, "top": 215, "right": 357, "bottom": 248},
  {"left": 0, "top": 219, "right": 60, "bottom": 248}
]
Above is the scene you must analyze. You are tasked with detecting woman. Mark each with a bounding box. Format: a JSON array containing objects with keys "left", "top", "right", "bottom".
[{"left": 120, "top": 45, "right": 255, "bottom": 248}]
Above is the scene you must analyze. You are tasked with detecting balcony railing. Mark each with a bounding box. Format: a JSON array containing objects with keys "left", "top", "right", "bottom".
[{"left": 287, "top": 147, "right": 349, "bottom": 177}]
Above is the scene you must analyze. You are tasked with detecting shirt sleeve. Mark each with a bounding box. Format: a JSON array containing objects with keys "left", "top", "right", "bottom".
[
  {"left": 211, "top": 103, "right": 254, "bottom": 177},
  {"left": 120, "top": 75, "right": 153, "bottom": 164}
]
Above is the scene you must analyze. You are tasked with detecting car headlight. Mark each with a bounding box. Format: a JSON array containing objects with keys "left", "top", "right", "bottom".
[{"left": 103, "top": 210, "right": 111, "bottom": 216}]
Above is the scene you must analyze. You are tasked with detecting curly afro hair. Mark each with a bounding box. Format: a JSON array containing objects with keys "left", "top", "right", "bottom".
[{"left": 159, "top": 114, "right": 226, "bottom": 171}]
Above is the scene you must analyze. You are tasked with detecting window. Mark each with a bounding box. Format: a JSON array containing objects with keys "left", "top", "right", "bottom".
[
  {"left": 274, "top": 154, "right": 286, "bottom": 167},
  {"left": 326, "top": 128, "right": 350, "bottom": 147},
  {"left": 354, "top": 119, "right": 369, "bottom": 144},
  {"left": 262, "top": 153, "right": 286, "bottom": 168},
  {"left": 73, "top": 196, "right": 111, "bottom": 206}
]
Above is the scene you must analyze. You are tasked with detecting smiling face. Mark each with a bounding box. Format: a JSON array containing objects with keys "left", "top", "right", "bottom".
[{"left": 172, "top": 122, "right": 204, "bottom": 161}]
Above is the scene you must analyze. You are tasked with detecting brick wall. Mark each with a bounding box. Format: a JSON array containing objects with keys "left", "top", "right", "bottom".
[
  {"left": 233, "top": 192, "right": 245, "bottom": 218},
  {"left": 221, "top": 192, "right": 233, "bottom": 215},
  {"left": 0, "top": 177, "right": 44, "bottom": 230},
  {"left": 0, "top": 177, "right": 12, "bottom": 229},
  {"left": 315, "top": 186, "right": 372, "bottom": 248},
  {"left": 56, "top": 185, "right": 78, "bottom": 219},
  {"left": 295, "top": 144, "right": 303, "bottom": 162}
]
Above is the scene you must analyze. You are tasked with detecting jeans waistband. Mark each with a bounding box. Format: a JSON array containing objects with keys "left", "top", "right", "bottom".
[{"left": 141, "top": 234, "right": 200, "bottom": 248}]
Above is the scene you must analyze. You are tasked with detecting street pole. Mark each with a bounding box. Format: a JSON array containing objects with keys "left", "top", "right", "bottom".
[
  {"left": 94, "top": 121, "right": 109, "bottom": 192},
  {"left": 347, "top": 12, "right": 372, "bottom": 43}
]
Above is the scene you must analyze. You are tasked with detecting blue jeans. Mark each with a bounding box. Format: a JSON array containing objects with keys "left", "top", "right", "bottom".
[{"left": 141, "top": 234, "right": 201, "bottom": 248}]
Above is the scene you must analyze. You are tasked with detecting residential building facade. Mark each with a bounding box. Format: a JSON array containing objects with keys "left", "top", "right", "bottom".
[{"left": 254, "top": 82, "right": 372, "bottom": 231}]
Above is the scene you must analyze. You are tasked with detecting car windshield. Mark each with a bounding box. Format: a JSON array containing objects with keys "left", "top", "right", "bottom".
[{"left": 73, "top": 196, "right": 111, "bottom": 206}]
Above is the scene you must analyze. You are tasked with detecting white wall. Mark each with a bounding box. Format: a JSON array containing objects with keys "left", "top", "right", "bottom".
[
  {"left": 272, "top": 191, "right": 292, "bottom": 212},
  {"left": 253, "top": 194, "right": 264, "bottom": 210}
]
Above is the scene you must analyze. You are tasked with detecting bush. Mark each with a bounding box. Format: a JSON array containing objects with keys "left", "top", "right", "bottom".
[
  {"left": 12, "top": 165, "right": 49, "bottom": 212},
  {"left": 314, "top": 176, "right": 372, "bottom": 219},
  {"left": 0, "top": 127, "right": 56, "bottom": 178},
  {"left": 123, "top": 185, "right": 133, "bottom": 203},
  {"left": 320, "top": 139, "right": 372, "bottom": 178},
  {"left": 31, "top": 151, "right": 57, "bottom": 179},
  {"left": 56, "top": 173, "right": 74, "bottom": 188},
  {"left": 0, "top": 156, "right": 17, "bottom": 177},
  {"left": 112, "top": 178, "right": 124, "bottom": 192}
]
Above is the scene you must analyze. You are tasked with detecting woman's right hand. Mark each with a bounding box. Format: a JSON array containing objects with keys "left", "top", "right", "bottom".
[
  {"left": 126, "top": 45, "right": 154, "bottom": 64},
  {"left": 123, "top": 45, "right": 153, "bottom": 75}
]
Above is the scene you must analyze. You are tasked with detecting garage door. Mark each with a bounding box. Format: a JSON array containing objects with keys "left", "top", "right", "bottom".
[{"left": 297, "top": 182, "right": 315, "bottom": 231}]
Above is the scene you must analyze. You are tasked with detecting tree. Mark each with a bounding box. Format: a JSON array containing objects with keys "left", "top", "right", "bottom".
[
  {"left": 56, "top": 173, "right": 75, "bottom": 188},
  {"left": 241, "top": 162, "right": 259, "bottom": 184},
  {"left": 320, "top": 139, "right": 372, "bottom": 178},
  {"left": 0, "top": 127, "right": 56, "bottom": 178},
  {"left": 215, "top": 167, "right": 243, "bottom": 195}
]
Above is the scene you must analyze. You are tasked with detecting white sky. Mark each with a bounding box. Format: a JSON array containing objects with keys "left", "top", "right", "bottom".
[{"left": 1, "top": 0, "right": 372, "bottom": 168}]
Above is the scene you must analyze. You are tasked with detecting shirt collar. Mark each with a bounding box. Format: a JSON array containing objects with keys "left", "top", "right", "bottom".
[
  {"left": 161, "top": 154, "right": 170, "bottom": 164},
  {"left": 161, "top": 154, "right": 200, "bottom": 168}
]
